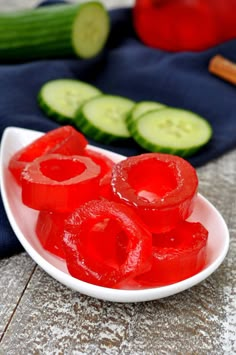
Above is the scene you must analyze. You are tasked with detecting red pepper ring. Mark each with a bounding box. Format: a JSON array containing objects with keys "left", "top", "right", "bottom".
[
  {"left": 111, "top": 153, "right": 198, "bottom": 233},
  {"left": 21, "top": 154, "right": 101, "bottom": 213},
  {"left": 63, "top": 200, "right": 152, "bottom": 288},
  {"left": 9, "top": 125, "right": 88, "bottom": 185}
]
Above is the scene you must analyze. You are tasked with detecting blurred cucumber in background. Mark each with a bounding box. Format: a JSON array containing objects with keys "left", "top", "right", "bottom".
[{"left": 0, "top": 1, "right": 114, "bottom": 61}]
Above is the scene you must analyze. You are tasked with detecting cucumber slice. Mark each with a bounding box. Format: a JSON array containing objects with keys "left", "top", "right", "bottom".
[
  {"left": 38, "top": 79, "right": 102, "bottom": 123},
  {"left": 126, "top": 101, "right": 166, "bottom": 134},
  {"left": 75, "top": 95, "right": 135, "bottom": 143},
  {"left": 0, "top": 2, "right": 110, "bottom": 61},
  {"left": 132, "top": 108, "right": 213, "bottom": 157}
]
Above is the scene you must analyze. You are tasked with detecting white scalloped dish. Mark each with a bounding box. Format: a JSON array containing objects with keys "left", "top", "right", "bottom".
[{"left": 0, "top": 127, "right": 230, "bottom": 303}]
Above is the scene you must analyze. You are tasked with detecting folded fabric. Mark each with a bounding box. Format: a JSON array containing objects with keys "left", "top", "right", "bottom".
[{"left": 0, "top": 5, "right": 236, "bottom": 257}]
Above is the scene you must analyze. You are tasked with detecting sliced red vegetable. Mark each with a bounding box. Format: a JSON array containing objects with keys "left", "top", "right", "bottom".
[
  {"left": 133, "top": 221, "right": 209, "bottom": 287},
  {"left": 111, "top": 153, "right": 198, "bottom": 233},
  {"left": 36, "top": 211, "right": 69, "bottom": 259},
  {"left": 63, "top": 200, "right": 152, "bottom": 288},
  {"left": 21, "top": 154, "right": 100, "bottom": 212},
  {"left": 9, "top": 125, "right": 87, "bottom": 185}
]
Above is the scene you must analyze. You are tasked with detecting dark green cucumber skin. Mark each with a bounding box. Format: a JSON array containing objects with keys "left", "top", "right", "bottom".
[
  {"left": 131, "top": 109, "right": 213, "bottom": 158},
  {"left": 38, "top": 92, "right": 74, "bottom": 125},
  {"left": 132, "top": 128, "right": 201, "bottom": 157},
  {"left": 0, "top": 4, "right": 76, "bottom": 61},
  {"left": 74, "top": 94, "right": 135, "bottom": 144},
  {"left": 126, "top": 110, "right": 160, "bottom": 136},
  {"left": 75, "top": 95, "right": 134, "bottom": 144},
  {"left": 75, "top": 109, "right": 130, "bottom": 144},
  {"left": 37, "top": 80, "right": 102, "bottom": 124},
  {"left": 126, "top": 102, "right": 166, "bottom": 136},
  {"left": 0, "top": 3, "right": 108, "bottom": 62},
  {"left": 126, "top": 113, "right": 136, "bottom": 136}
]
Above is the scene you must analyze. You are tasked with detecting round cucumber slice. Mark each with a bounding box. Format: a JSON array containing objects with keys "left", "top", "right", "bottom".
[
  {"left": 126, "top": 101, "right": 166, "bottom": 134},
  {"left": 132, "top": 108, "right": 213, "bottom": 157},
  {"left": 38, "top": 79, "right": 102, "bottom": 123},
  {"left": 75, "top": 95, "right": 135, "bottom": 143}
]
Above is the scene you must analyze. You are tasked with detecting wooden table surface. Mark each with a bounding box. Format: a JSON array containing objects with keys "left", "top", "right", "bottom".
[{"left": 0, "top": 1, "right": 235, "bottom": 354}]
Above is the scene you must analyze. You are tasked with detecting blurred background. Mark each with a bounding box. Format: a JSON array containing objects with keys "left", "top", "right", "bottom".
[{"left": 0, "top": 0, "right": 135, "bottom": 11}]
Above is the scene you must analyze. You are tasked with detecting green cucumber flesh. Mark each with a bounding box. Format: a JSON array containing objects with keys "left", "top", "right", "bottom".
[
  {"left": 76, "top": 95, "right": 135, "bottom": 143},
  {"left": 126, "top": 101, "right": 166, "bottom": 134},
  {"left": 130, "top": 101, "right": 166, "bottom": 122},
  {"left": 38, "top": 79, "right": 102, "bottom": 123},
  {"left": 132, "top": 108, "right": 213, "bottom": 157},
  {"left": 0, "top": 2, "right": 110, "bottom": 61},
  {"left": 72, "top": 2, "right": 110, "bottom": 59}
]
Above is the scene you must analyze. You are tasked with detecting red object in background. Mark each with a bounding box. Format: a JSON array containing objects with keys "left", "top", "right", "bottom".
[
  {"left": 133, "top": 0, "right": 236, "bottom": 52},
  {"left": 111, "top": 153, "right": 198, "bottom": 233},
  {"left": 21, "top": 154, "right": 100, "bottom": 212},
  {"left": 9, "top": 125, "right": 87, "bottom": 185},
  {"left": 134, "top": 221, "right": 209, "bottom": 287},
  {"left": 63, "top": 200, "right": 152, "bottom": 288}
]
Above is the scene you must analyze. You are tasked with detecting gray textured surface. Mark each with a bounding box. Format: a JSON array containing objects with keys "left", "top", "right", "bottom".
[{"left": 0, "top": 1, "right": 235, "bottom": 354}]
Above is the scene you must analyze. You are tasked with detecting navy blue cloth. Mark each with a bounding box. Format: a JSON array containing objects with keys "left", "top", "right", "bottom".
[{"left": 1, "top": 6, "right": 236, "bottom": 257}]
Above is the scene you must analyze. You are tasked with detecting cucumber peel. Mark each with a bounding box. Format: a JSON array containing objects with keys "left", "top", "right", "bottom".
[
  {"left": 0, "top": 2, "right": 110, "bottom": 61},
  {"left": 132, "top": 108, "right": 213, "bottom": 157},
  {"left": 38, "top": 79, "right": 102, "bottom": 123},
  {"left": 126, "top": 100, "right": 166, "bottom": 135},
  {"left": 75, "top": 95, "right": 135, "bottom": 143}
]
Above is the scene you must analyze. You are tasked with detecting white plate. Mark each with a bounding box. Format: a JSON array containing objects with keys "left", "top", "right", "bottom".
[{"left": 0, "top": 127, "right": 230, "bottom": 303}]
